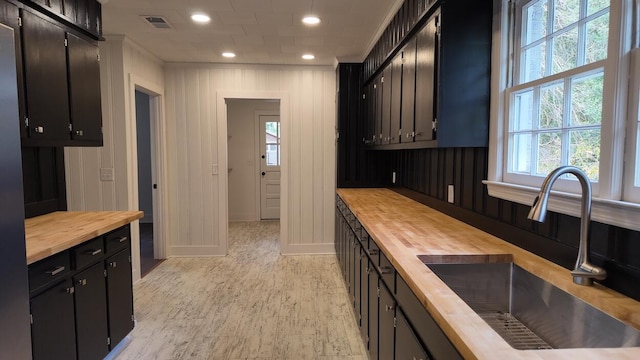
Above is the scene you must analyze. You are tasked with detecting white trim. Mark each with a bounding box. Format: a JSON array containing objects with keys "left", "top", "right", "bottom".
[
  {"left": 624, "top": 48, "right": 640, "bottom": 202},
  {"left": 128, "top": 74, "right": 168, "bottom": 283},
  {"left": 280, "top": 243, "right": 336, "bottom": 255},
  {"left": 485, "top": 181, "right": 640, "bottom": 232},
  {"left": 217, "top": 91, "right": 290, "bottom": 256}
]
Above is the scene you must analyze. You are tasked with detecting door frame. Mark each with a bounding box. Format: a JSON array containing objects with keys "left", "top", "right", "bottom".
[
  {"left": 217, "top": 91, "right": 289, "bottom": 255},
  {"left": 128, "top": 74, "right": 167, "bottom": 281},
  {"left": 254, "top": 110, "right": 280, "bottom": 220}
]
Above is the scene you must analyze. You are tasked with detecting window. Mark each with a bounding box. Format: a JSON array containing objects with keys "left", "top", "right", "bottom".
[
  {"left": 265, "top": 121, "right": 280, "bottom": 166},
  {"left": 486, "top": 0, "right": 640, "bottom": 231}
]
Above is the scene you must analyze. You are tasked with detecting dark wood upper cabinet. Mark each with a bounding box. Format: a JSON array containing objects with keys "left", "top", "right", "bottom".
[
  {"left": 359, "top": 0, "right": 491, "bottom": 149},
  {"left": 414, "top": 13, "right": 437, "bottom": 143},
  {"left": 401, "top": 37, "right": 417, "bottom": 143},
  {"left": 390, "top": 53, "right": 402, "bottom": 144},
  {"left": 381, "top": 66, "right": 392, "bottom": 145},
  {"left": 0, "top": 0, "right": 27, "bottom": 139},
  {"left": 67, "top": 31, "right": 102, "bottom": 144},
  {"left": 374, "top": 75, "right": 383, "bottom": 145},
  {"left": 21, "top": 9, "right": 71, "bottom": 143}
]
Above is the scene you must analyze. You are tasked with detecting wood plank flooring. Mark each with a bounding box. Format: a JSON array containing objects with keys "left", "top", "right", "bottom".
[{"left": 115, "top": 221, "right": 366, "bottom": 360}]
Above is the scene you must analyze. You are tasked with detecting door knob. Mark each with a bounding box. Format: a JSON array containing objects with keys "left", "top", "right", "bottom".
[
  {"left": 261, "top": 155, "right": 265, "bottom": 159},
  {"left": 262, "top": 172, "right": 266, "bottom": 176}
]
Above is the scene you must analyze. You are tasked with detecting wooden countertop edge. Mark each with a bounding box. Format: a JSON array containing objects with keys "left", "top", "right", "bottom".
[
  {"left": 25, "top": 211, "right": 143, "bottom": 265},
  {"left": 337, "top": 188, "right": 640, "bottom": 359}
]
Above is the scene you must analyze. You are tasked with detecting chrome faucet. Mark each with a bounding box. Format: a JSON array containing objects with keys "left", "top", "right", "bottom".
[{"left": 527, "top": 166, "right": 607, "bottom": 286}]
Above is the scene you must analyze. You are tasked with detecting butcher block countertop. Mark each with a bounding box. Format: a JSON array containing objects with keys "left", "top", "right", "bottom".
[
  {"left": 25, "top": 211, "right": 143, "bottom": 265},
  {"left": 337, "top": 188, "right": 640, "bottom": 360}
]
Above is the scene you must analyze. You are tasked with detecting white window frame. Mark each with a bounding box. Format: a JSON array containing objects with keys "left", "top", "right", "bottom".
[
  {"left": 624, "top": 47, "right": 640, "bottom": 203},
  {"left": 485, "top": 0, "right": 640, "bottom": 232}
]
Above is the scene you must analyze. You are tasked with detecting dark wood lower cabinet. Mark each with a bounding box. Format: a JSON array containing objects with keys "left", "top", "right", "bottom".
[
  {"left": 29, "top": 225, "right": 134, "bottom": 360},
  {"left": 336, "top": 197, "right": 462, "bottom": 360},
  {"left": 396, "top": 308, "right": 430, "bottom": 360},
  {"left": 379, "top": 283, "right": 396, "bottom": 360},
  {"left": 106, "top": 248, "right": 135, "bottom": 349},
  {"left": 74, "top": 263, "right": 109, "bottom": 360},
  {"left": 30, "top": 279, "right": 77, "bottom": 360}
]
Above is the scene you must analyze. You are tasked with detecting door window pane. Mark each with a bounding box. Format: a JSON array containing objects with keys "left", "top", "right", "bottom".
[{"left": 265, "top": 121, "right": 280, "bottom": 167}]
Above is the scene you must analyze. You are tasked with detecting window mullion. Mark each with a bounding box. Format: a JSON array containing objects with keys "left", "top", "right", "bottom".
[
  {"left": 532, "top": 87, "right": 541, "bottom": 174},
  {"left": 545, "top": 0, "right": 554, "bottom": 77},
  {"left": 562, "top": 77, "right": 572, "bottom": 168}
]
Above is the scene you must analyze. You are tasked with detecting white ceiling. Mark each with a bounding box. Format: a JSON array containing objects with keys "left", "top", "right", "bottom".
[{"left": 100, "top": 0, "right": 402, "bottom": 65}]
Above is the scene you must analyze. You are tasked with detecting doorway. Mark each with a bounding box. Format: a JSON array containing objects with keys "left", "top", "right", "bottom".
[{"left": 135, "top": 90, "right": 162, "bottom": 276}]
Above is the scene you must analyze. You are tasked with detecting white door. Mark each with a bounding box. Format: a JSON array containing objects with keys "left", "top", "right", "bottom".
[{"left": 259, "top": 115, "right": 281, "bottom": 219}]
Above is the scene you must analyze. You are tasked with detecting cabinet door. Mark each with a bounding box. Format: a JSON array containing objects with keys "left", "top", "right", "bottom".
[
  {"left": 74, "top": 262, "right": 109, "bottom": 360},
  {"left": 354, "top": 240, "right": 363, "bottom": 327},
  {"left": 379, "top": 283, "right": 396, "bottom": 360},
  {"left": 363, "top": 83, "right": 375, "bottom": 146},
  {"left": 374, "top": 76, "right": 383, "bottom": 145},
  {"left": 67, "top": 32, "right": 102, "bottom": 144},
  {"left": 86, "top": 0, "right": 101, "bottom": 35},
  {"left": 402, "top": 37, "right": 417, "bottom": 142},
  {"left": 396, "top": 308, "right": 430, "bottom": 360},
  {"left": 368, "top": 264, "right": 379, "bottom": 359},
  {"left": 106, "top": 248, "right": 135, "bottom": 349},
  {"left": 390, "top": 54, "right": 402, "bottom": 144},
  {"left": 21, "top": 10, "right": 70, "bottom": 142},
  {"left": 414, "top": 13, "right": 438, "bottom": 142},
  {"left": 380, "top": 66, "right": 392, "bottom": 145},
  {"left": 347, "top": 230, "right": 356, "bottom": 303},
  {"left": 360, "top": 248, "right": 370, "bottom": 346},
  {"left": 30, "top": 279, "right": 77, "bottom": 360}
]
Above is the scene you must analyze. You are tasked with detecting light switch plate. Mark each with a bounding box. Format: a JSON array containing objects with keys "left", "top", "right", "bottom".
[
  {"left": 447, "top": 185, "right": 454, "bottom": 203},
  {"left": 100, "top": 168, "right": 114, "bottom": 182},
  {"left": 212, "top": 164, "right": 219, "bottom": 175}
]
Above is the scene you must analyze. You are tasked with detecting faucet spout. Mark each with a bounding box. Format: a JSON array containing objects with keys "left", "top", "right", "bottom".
[{"left": 527, "top": 166, "right": 607, "bottom": 286}]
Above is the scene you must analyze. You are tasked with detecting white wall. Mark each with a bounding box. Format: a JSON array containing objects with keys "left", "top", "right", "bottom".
[
  {"left": 65, "top": 36, "right": 165, "bottom": 282},
  {"left": 164, "top": 64, "right": 336, "bottom": 255},
  {"left": 227, "top": 99, "right": 279, "bottom": 222}
]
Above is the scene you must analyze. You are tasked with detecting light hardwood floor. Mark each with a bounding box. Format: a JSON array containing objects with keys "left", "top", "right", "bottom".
[{"left": 115, "top": 221, "right": 366, "bottom": 360}]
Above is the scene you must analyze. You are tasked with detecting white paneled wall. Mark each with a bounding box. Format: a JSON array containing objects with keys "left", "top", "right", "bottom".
[
  {"left": 164, "top": 64, "right": 336, "bottom": 255},
  {"left": 65, "top": 36, "right": 165, "bottom": 282}
]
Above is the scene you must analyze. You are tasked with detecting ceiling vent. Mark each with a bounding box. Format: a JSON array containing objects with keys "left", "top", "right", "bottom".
[{"left": 141, "top": 16, "right": 173, "bottom": 29}]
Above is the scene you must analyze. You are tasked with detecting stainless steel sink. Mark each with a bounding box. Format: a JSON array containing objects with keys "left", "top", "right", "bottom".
[{"left": 419, "top": 255, "right": 640, "bottom": 350}]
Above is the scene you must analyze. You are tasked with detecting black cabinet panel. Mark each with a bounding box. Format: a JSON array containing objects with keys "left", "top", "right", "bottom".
[
  {"left": 390, "top": 54, "right": 402, "bottom": 144},
  {"left": 374, "top": 75, "right": 383, "bottom": 145},
  {"left": 378, "top": 282, "right": 395, "bottom": 360},
  {"left": 360, "top": 247, "right": 370, "bottom": 346},
  {"left": 402, "top": 37, "right": 417, "bottom": 142},
  {"left": 0, "top": 0, "right": 27, "bottom": 139},
  {"left": 415, "top": 13, "right": 437, "bottom": 143},
  {"left": 106, "top": 248, "right": 134, "bottom": 349},
  {"left": 30, "top": 279, "right": 77, "bottom": 360},
  {"left": 368, "top": 267, "right": 380, "bottom": 360},
  {"left": 67, "top": 31, "right": 102, "bottom": 144},
  {"left": 74, "top": 262, "right": 109, "bottom": 360},
  {"left": 396, "top": 308, "right": 430, "bottom": 360},
  {"left": 381, "top": 66, "right": 392, "bottom": 145},
  {"left": 21, "top": 9, "right": 70, "bottom": 142}
]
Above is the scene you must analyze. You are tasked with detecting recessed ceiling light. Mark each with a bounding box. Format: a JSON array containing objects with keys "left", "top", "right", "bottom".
[
  {"left": 302, "top": 54, "right": 315, "bottom": 60},
  {"left": 191, "top": 13, "right": 211, "bottom": 24},
  {"left": 302, "top": 16, "right": 321, "bottom": 25},
  {"left": 222, "top": 52, "right": 236, "bottom": 58}
]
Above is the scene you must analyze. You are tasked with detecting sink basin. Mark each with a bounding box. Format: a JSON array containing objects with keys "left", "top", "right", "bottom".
[{"left": 419, "top": 255, "right": 640, "bottom": 350}]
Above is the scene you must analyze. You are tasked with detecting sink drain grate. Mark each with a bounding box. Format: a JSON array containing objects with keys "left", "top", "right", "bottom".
[{"left": 478, "top": 312, "right": 553, "bottom": 350}]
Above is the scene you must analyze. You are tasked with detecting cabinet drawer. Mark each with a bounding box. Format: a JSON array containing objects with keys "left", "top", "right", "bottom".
[
  {"left": 28, "top": 251, "right": 71, "bottom": 292},
  {"left": 73, "top": 237, "right": 104, "bottom": 270},
  {"left": 105, "top": 225, "right": 130, "bottom": 254}
]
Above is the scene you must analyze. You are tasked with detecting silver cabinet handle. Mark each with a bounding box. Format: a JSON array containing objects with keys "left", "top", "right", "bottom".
[
  {"left": 46, "top": 266, "right": 65, "bottom": 276},
  {"left": 367, "top": 248, "right": 379, "bottom": 256},
  {"left": 34, "top": 126, "right": 44, "bottom": 134},
  {"left": 66, "top": 287, "right": 75, "bottom": 294},
  {"left": 116, "top": 236, "right": 128, "bottom": 243},
  {"left": 88, "top": 249, "right": 102, "bottom": 256},
  {"left": 75, "top": 130, "right": 84, "bottom": 136},
  {"left": 109, "top": 261, "right": 117, "bottom": 268},
  {"left": 77, "top": 279, "right": 87, "bottom": 286},
  {"left": 385, "top": 304, "right": 394, "bottom": 312},
  {"left": 378, "top": 266, "right": 393, "bottom": 275}
]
